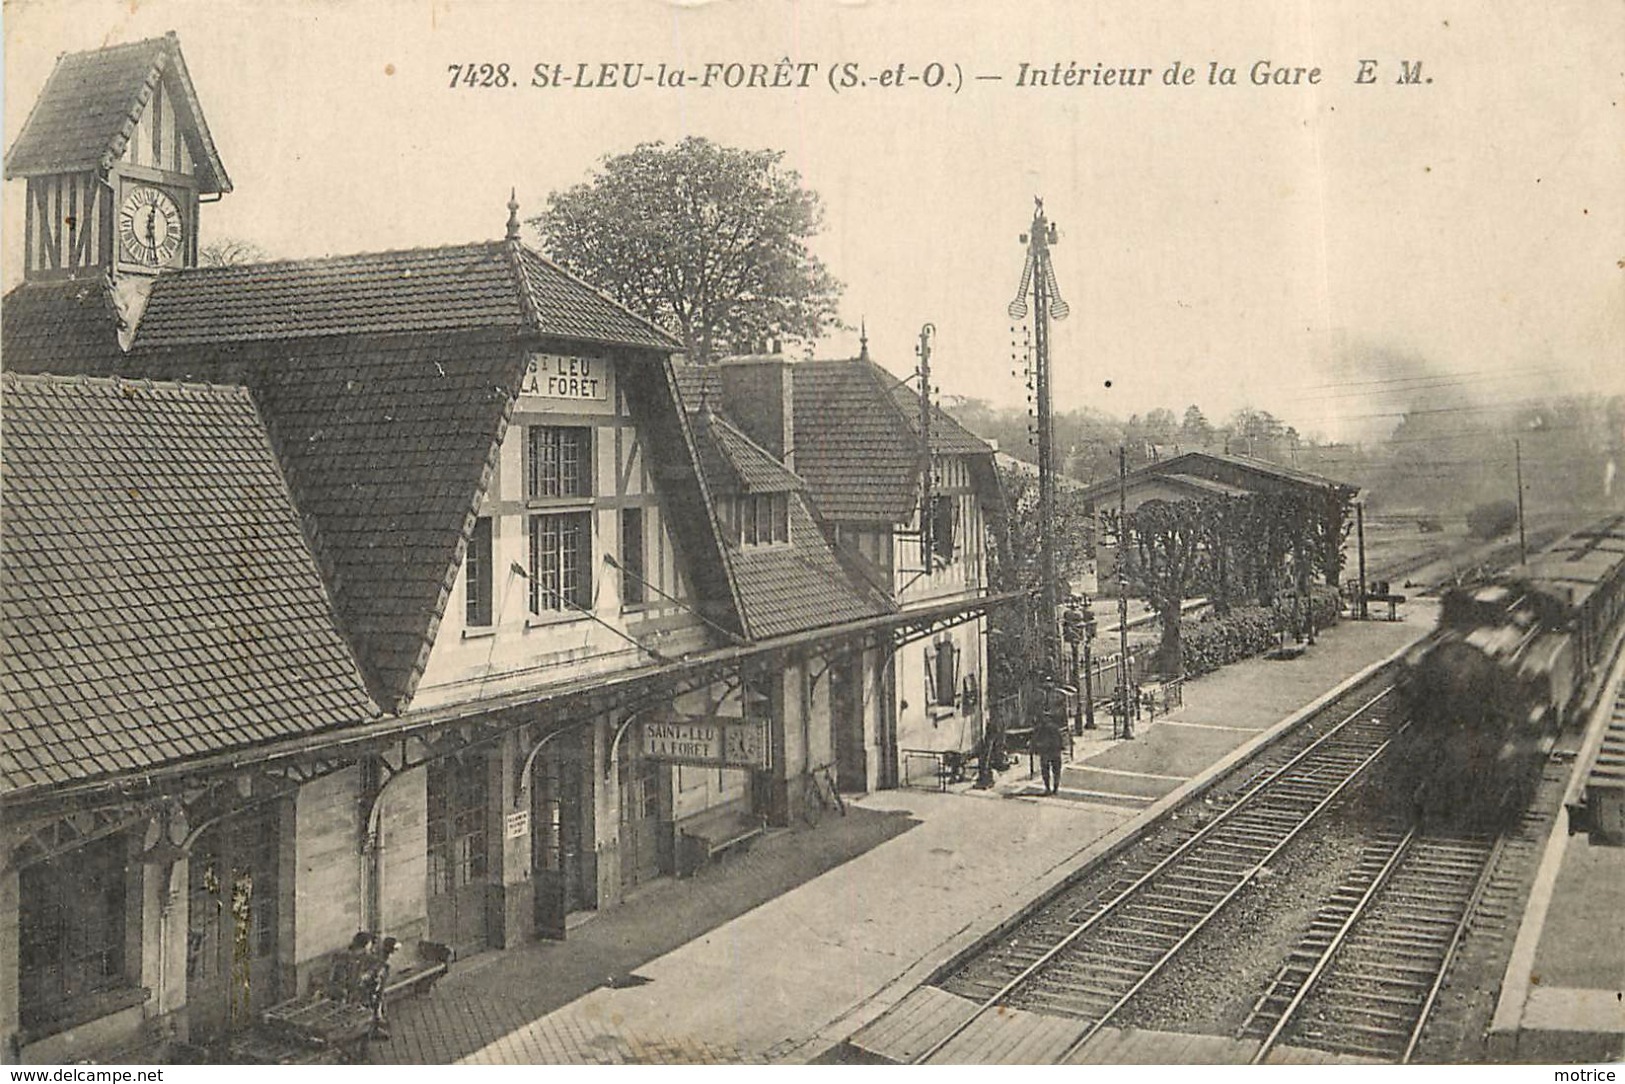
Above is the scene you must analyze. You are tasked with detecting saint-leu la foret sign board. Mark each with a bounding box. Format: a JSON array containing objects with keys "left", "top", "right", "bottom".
[
  {"left": 639, "top": 715, "right": 771, "bottom": 770},
  {"left": 521, "top": 352, "right": 608, "bottom": 401}
]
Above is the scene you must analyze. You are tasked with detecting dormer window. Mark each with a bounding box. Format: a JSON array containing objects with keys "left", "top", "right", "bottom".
[{"left": 729, "top": 493, "right": 790, "bottom": 547}]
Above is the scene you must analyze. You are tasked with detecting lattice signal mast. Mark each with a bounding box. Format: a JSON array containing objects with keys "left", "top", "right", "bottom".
[{"left": 1008, "top": 198, "right": 1070, "bottom": 665}]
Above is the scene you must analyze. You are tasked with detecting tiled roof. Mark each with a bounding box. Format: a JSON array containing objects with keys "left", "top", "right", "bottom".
[
  {"left": 729, "top": 497, "right": 892, "bottom": 640},
  {"left": 0, "top": 373, "right": 378, "bottom": 797},
  {"left": 1074, "top": 451, "right": 1357, "bottom": 505},
  {"left": 692, "top": 410, "right": 804, "bottom": 493},
  {"left": 685, "top": 406, "right": 889, "bottom": 639},
  {"left": 4, "top": 33, "right": 230, "bottom": 194},
  {"left": 1, "top": 279, "right": 127, "bottom": 371},
  {"left": 677, "top": 357, "right": 992, "bottom": 524},
  {"left": 1194, "top": 451, "right": 1360, "bottom": 493},
  {"left": 121, "top": 330, "right": 529, "bottom": 713},
  {"left": 792, "top": 358, "right": 991, "bottom": 523},
  {"left": 131, "top": 241, "right": 680, "bottom": 352},
  {"left": 1153, "top": 474, "right": 1253, "bottom": 498}
]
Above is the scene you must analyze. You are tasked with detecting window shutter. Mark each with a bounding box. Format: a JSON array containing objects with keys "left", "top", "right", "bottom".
[
  {"left": 934, "top": 642, "right": 960, "bottom": 708},
  {"left": 923, "top": 647, "right": 936, "bottom": 705}
]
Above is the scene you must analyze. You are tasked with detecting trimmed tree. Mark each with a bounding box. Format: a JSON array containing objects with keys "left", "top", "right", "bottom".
[{"left": 1129, "top": 498, "right": 1208, "bottom": 676}]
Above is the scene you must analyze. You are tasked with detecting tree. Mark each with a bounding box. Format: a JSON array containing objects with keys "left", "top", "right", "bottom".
[
  {"left": 985, "top": 463, "right": 1095, "bottom": 696},
  {"left": 1128, "top": 498, "right": 1208, "bottom": 676},
  {"left": 199, "top": 237, "right": 267, "bottom": 267},
  {"left": 535, "top": 137, "right": 843, "bottom": 362},
  {"left": 1142, "top": 408, "right": 1179, "bottom": 446},
  {"left": 1181, "top": 405, "right": 1213, "bottom": 447}
]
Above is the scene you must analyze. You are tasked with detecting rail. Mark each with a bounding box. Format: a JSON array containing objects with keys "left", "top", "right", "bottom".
[
  {"left": 1243, "top": 824, "right": 1503, "bottom": 1063},
  {"left": 914, "top": 682, "right": 1402, "bottom": 1064}
]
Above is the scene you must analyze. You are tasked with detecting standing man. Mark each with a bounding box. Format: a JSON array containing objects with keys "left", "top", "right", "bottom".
[{"left": 1033, "top": 713, "right": 1065, "bottom": 795}]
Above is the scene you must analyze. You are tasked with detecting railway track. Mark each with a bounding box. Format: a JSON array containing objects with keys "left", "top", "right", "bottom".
[
  {"left": 1239, "top": 825, "right": 1502, "bottom": 1063},
  {"left": 921, "top": 683, "right": 1404, "bottom": 1064}
]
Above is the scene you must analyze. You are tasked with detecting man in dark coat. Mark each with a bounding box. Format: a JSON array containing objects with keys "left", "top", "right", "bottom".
[{"left": 1033, "top": 715, "right": 1065, "bottom": 795}]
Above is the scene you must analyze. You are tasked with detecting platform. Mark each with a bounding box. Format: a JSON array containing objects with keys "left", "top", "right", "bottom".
[
  {"left": 1487, "top": 644, "right": 1625, "bottom": 1063},
  {"left": 845, "top": 987, "right": 1374, "bottom": 1065}
]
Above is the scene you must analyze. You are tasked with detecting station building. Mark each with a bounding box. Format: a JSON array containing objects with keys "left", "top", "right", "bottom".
[{"left": 0, "top": 33, "right": 1009, "bottom": 1062}]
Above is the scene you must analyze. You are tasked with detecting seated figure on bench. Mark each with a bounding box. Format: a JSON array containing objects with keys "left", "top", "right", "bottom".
[
  {"left": 327, "top": 931, "right": 375, "bottom": 1002},
  {"left": 361, "top": 937, "right": 397, "bottom": 1040}
]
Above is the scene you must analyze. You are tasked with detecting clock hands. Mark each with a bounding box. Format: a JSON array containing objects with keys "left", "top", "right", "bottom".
[{"left": 145, "top": 207, "right": 159, "bottom": 264}]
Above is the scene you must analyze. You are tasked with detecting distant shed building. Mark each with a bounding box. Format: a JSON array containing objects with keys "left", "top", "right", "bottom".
[{"left": 1075, "top": 451, "right": 1361, "bottom": 593}]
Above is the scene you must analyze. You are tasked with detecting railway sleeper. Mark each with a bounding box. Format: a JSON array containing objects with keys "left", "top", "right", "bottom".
[
  {"left": 1367, "top": 913, "right": 1463, "bottom": 935},
  {"left": 1048, "top": 957, "right": 1156, "bottom": 981},
  {"left": 1350, "top": 930, "right": 1451, "bottom": 953},
  {"left": 1370, "top": 892, "right": 1469, "bottom": 914},
  {"left": 1219, "top": 823, "right": 1296, "bottom": 843},
  {"left": 1304, "top": 1033, "right": 1404, "bottom": 1061},
  {"left": 1321, "top": 986, "right": 1428, "bottom": 1012},
  {"left": 1129, "top": 901, "right": 1215, "bottom": 921},
  {"left": 1112, "top": 912, "right": 1202, "bottom": 933},
  {"left": 1336, "top": 968, "right": 1434, "bottom": 989},
  {"left": 1337, "top": 952, "right": 1441, "bottom": 974},
  {"left": 1172, "top": 863, "right": 1250, "bottom": 882},
  {"left": 1306, "top": 995, "right": 1420, "bottom": 1026},
  {"left": 1012, "top": 982, "right": 1121, "bottom": 1011},
  {"left": 1021, "top": 970, "right": 1131, "bottom": 1002},
  {"left": 1085, "top": 935, "right": 1169, "bottom": 959},
  {"left": 1308, "top": 1018, "right": 1411, "bottom": 1044}
]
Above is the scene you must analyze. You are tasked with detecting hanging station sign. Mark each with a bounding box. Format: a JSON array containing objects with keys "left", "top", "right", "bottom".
[
  {"left": 521, "top": 353, "right": 610, "bottom": 401},
  {"left": 639, "top": 715, "right": 771, "bottom": 770}
]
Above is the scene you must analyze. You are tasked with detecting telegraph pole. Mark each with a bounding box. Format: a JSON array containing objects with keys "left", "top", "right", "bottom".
[
  {"left": 1117, "top": 446, "right": 1134, "bottom": 739},
  {"left": 1008, "top": 199, "right": 1070, "bottom": 671},
  {"left": 1515, "top": 438, "right": 1527, "bottom": 565},
  {"left": 917, "top": 324, "right": 936, "bottom": 565},
  {"left": 1356, "top": 500, "right": 1369, "bottom": 621}
]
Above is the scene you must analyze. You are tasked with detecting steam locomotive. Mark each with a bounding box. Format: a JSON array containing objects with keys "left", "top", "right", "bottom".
[{"left": 1397, "top": 516, "right": 1625, "bottom": 819}]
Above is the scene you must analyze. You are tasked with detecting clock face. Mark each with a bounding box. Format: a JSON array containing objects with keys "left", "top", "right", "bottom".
[{"left": 118, "top": 185, "right": 184, "bottom": 267}]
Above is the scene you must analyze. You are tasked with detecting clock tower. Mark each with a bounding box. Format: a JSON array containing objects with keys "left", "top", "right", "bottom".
[{"left": 4, "top": 32, "right": 230, "bottom": 283}]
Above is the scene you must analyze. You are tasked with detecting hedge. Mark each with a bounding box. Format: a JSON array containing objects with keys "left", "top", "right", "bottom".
[{"left": 1178, "top": 585, "right": 1341, "bottom": 678}]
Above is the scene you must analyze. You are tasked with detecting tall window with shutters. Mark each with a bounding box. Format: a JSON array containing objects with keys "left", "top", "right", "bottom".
[
  {"left": 466, "top": 516, "right": 493, "bottom": 627},
  {"left": 620, "top": 507, "right": 646, "bottom": 607},
  {"left": 923, "top": 639, "right": 961, "bottom": 711}
]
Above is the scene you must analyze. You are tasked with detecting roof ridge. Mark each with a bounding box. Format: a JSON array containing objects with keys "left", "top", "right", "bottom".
[
  {"left": 156, "top": 36, "right": 231, "bottom": 193},
  {"left": 702, "top": 410, "right": 807, "bottom": 489},
  {"left": 501, "top": 238, "right": 546, "bottom": 332},
  {"left": 102, "top": 40, "right": 169, "bottom": 174},
  {"left": 168, "top": 239, "right": 505, "bottom": 276},
  {"left": 2, "top": 369, "right": 251, "bottom": 399}
]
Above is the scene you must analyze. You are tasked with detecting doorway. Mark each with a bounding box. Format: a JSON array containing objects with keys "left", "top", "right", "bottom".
[
  {"left": 532, "top": 740, "right": 592, "bottom": 940},
  {"left": 831, "top": 654, "right": 868, "bottom": 792},
  {"left": 618, "top": 756, "right": 666, "bottom": 892},
  {"left": 186, "top": 805, "right": 281, "bottom": 1039},
  {"left": 426, "top": 755, "right": 492, "bottom": 956}
]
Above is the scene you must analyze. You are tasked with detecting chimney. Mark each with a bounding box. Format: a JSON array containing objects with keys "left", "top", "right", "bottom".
[{"left": 717, "top": 353, "right": 794, "bottom": 470}]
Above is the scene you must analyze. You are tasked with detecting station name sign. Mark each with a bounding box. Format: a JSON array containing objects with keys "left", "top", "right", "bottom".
[
  {"left": 522, "top": 353, "right": 608, "bottom": 401},
  {"left": 639, "top": 716, "right": 770, "bottom": 770}
]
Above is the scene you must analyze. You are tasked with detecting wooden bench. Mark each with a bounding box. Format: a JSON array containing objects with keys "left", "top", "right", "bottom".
[
  {"left": 249, "top": 939, "right": 452, "bottom": 1063},
  {"left": 382, "top": 940, "right": 452, "bottom": 1003},
  {"left": 677, "top": 807, "right": 765, "bottom": 877}
]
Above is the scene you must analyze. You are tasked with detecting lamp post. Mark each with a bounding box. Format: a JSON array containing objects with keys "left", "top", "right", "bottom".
[{"left": 1062, "top": 598, "right": 1097, "bottom": 734}]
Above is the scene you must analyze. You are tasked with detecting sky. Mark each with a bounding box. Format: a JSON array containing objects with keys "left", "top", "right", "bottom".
[{"left": 4, "top": 0, "right": 1621, "bottom": 444}]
